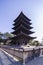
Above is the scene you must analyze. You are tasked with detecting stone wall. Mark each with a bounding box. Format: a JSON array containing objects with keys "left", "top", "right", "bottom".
[
  {"left": 1, "top": 46, "right": 43, "bottom": 65},
  {"left": 1, "top": 46, "right": 40, "bottom": 59}
]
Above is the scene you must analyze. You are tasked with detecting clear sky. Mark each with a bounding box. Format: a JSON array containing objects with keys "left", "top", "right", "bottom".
[{"left": 0, "top": 0, "right": 43, "bottom": 42}]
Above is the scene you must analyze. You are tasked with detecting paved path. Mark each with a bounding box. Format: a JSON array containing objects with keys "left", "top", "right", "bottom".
[{"left": 0, "top": 49, "right": 22, "bottom": 65}]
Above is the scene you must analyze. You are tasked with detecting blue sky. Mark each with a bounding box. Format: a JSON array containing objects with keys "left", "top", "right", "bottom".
[{"left": 0, "top": 0, "right": 43, "bottom": 42}]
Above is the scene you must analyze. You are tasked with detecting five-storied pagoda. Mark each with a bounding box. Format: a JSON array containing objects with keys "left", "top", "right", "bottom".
[{"left": 11, "top": 12, "right": 35, "bottom": 45}]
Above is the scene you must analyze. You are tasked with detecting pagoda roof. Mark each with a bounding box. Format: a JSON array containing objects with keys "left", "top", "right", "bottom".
[
  {"left": 13, "top": 21, "right": 32, "bottom": 29},
  {"left": 14, "top": 24, "right": 31, "bottom": 31},
  {"left": 12, "top": 24, "right": 33, "bottom": 30},
  {"left": 13, "top": 21, "right": 32, "bottom": 26},
  {"left": 13, "top": 19, "right": 32, "bottom": 27},
  {"left": 14, "top": 12, "right": 31, "bottom": 25},
  {"left": 12, "top": 24, "right": 34, "bottom": 35},
  {"left": 11, "top": 29, "right": 34, "bottom": 35},
  {"left": 12, "top": 32, "right": 36, "bottom": 40}
]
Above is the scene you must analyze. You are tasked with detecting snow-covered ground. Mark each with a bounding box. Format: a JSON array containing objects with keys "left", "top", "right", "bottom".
[
  {"left": 26, "top": 56, "right": 43, "bottom": 65},
  {"left": 0, "top": 49, "right": 22, "bottom": 65}
]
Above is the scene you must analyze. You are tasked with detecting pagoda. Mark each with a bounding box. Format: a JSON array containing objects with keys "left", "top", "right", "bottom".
[{"left": 11, "top": 12, "right": 35, "bottom": 45}]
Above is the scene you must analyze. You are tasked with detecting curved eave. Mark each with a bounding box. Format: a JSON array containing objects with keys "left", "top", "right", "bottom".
[
  {"left": 13, "top": 20, "right": 32, "bottom": 27},
  {"left": 13, "top": 22, "right": 32, "bottom": 26},
  {"left": 12, "top": 25, "right": 33, "bottom": 30},
  {"left": 13, "top": 12, "right": 31, "bottom": 22},
  {"left": 12, "top": 25, "right": 34, "bottom": 34},
  {"left": 13, "top": 25, "right": 32, "bottom": 32},
  {"left": 14, "top": 20, "right": 32, "bottom": 26},
  {"left": 11, "top": 32, "right": 14, "bottom": 34},
  {"left": 12, "top": 29, "right": 35, "bottom": 35},
  {"left": 12, "top": 33, "right": 36, "bottom": 40}
]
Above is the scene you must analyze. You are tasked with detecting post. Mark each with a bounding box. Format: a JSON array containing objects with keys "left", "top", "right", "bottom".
[
  {"left": 40, "top": 48, "right": 43, "bottom": 56},
  {"left": 23, "top": 49, "right": 25, "bottom": 65}
]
